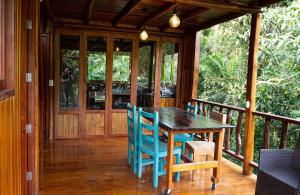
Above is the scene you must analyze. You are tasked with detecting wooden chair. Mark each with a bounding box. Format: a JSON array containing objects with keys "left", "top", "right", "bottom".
[
  {"left": 127, "top": 103, "right": 138, "bottom": 173},
  {"left": 163, "top": 102, "right": 198, "bottom": 152},
  {"left": 137, "top": 107, "right": 181, "bottom": 188},
  {"left": 185, "top": 111, "right": 227, "bottom": 181}
]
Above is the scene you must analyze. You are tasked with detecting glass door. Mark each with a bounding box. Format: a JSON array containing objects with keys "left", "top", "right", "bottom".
[
  {"left": 137, "top": 41, "right": 157, "bottom": 107},
  {"left": 110, "top": 37, "right": 133, "bottom": 135},
  {"left": 84, "top": 35, "right": 107, "bottom": 136},
  {"left": 56, "top": 34, "right": 81, "bottom": 139}
]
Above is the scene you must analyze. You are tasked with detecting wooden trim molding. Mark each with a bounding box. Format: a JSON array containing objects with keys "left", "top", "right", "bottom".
[{"left": 0, "top": 89, "right": 15, "bottom": 101}]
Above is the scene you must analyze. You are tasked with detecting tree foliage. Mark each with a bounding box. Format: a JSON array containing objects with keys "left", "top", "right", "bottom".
[{"left": 198, "top": 0, "right": 300, "bottom": 163}]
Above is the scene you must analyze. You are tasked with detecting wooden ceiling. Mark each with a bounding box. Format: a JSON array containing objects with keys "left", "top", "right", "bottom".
[{"left": 42, "top": 0, "right": 281, "bottom": 34}]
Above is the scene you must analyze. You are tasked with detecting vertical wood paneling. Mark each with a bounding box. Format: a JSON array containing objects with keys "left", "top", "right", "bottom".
[
  {"left": 0, "top": 97, "right": 22, "bottom": 195},
  {"left": 160, "top": 98, "right": 175, "bottom": 107},
  {"left": 111, "top": 112, "right": 127, "bottom": 135},
  {"left": 86, "top": 113, "right": 105, "bottom": 136},
  {"left": 57, "top": 114, "right": 79, "bottom": 138}
]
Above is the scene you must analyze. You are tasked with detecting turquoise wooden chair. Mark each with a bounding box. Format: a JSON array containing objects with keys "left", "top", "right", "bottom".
[
  {"left": 163, "top": 102, "right": 198, "bottom": 152},
  {"left": 137, "top": 108, "right": 181, "bottom": 188},
  {"left": 127, "top": 103, "right": 138, "bottom": 173}
]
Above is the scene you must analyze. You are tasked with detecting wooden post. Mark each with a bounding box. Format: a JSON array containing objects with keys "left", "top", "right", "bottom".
[
  {"left": 191, "top": 31, "right": 201, "bottom": 99},
  {"left": 180, "top": 31, "right": 200, "bottom": 109},
  {"left": 243, "top": 13, "right": 261, "bottom": 175}
]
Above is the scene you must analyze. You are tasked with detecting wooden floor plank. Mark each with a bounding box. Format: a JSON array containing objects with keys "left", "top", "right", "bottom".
[{"left": 39, "top": 138, "right": 256, "bottom": 194}]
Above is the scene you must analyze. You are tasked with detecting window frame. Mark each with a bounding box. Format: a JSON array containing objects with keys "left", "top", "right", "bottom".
[{"left": 0, "top": 0, "right": 15, "bottom": 95}]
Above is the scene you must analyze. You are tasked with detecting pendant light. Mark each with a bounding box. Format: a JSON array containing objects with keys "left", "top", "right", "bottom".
[
  {"left": 140, "top": 28, "right": 148, "bottom": 41},
  {"left": 169, "top": 8, "right": 180, "bottom": 28},
  {"left": 115, "top": 46, "right": 120, "bottom": 52}
]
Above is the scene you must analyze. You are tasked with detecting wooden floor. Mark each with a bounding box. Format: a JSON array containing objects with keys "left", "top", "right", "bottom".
[{"left": 39, "top": 138, "right": 257, "bottom": 195}]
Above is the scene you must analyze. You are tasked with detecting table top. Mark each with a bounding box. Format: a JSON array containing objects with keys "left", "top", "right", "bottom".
[{"left": 141, "top": 107, "right": 235, "bottom": 131}]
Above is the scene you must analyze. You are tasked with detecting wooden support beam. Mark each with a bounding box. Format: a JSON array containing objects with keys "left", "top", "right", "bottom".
[
  {"left": 158, "top": 0, "right": 261, "bottom": 14},
  {"left": 243, "top": 13, "right": 261, "bottom": 176},
  {"left": 112, "top": 0, "right": 141, "bottom": 26},
  {"left": 137, "top": 3, "right": 177, "bottom": 29},
  {"left": 44, "top": 0, "right": 53, "bottom": 19},
  {"left": 84, "top": 0, "right": 96, "bottom": 24},
  {"left": 161, "top": 7, "right": 208, "bottom": 32}
]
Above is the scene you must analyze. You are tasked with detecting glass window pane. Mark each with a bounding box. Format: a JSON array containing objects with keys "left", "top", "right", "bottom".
[
  {"left": 137, "top": 41, "right": 156, "bottom": 107},
  {"left": 112, "top": 39, "right": 132, "bottom": 109},
  {"left": 160, "top": 42, "right": 179, "bottom": 98},
  {"left": 86, "top": 36, "right": 107, "bottom": 110},
  {"left": 59, "top": 35, "right": 80, "bottom": 108}
]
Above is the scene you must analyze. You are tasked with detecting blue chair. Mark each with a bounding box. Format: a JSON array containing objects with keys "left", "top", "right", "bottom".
[
  {"left": 137, "top": 108, "right": 181, "bottom": 188},
  {"left": 127, "top": 103, "right": 138, "bottom": 173},
  {"left": 163, "top": 102, "right": 198, "bottom": 152}
]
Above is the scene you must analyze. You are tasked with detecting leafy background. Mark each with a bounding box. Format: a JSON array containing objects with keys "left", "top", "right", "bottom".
[{"left": 198, "top": 0, "right": 300, "bottom": 165}]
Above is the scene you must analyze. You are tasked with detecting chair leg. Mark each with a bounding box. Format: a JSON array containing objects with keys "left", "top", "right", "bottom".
[
  {"left": 137, "top": 150, "right": 142, "bottom": 178},
  {"left": 181, "top": 141, "right": 186, "bottom": 154},
  {"left": 153, "top": 156, "right": 159, "bottom": 188},
  {"left": 133, "top": 145, "right": 137, "bottom": 174},
  {"left": 128, "top": 142, "right": 131, "bottom": 165},
  {"left": 175, "top": 154, "right": 181, "bottom": 182}
]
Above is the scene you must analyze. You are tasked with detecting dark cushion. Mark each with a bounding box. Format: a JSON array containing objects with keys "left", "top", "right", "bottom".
[
  {"left": 256, "top": 169, "right": 299, "bottom": 195},
  {"left": 292, "top": 136, "right": 300, "bottom": 172}
]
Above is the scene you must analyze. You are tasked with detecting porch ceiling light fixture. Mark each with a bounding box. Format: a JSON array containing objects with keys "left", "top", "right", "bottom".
[
  {"left": 115, "top": 46, "right": 120, "bottom": 52},
  {"left": 169, "top": 8, "right": 180, "bottom": 28},
  {"left": 140, "top": 28, "right": 148, "bottom": 41}
]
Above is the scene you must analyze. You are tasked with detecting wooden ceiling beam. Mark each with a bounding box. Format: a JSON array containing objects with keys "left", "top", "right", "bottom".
[
  {"left": 161, "top": 7, "right": 209, "bottom": 32},
  {"left": 84, "top": 0, "right": 96, "bottom": 24},
  {"left": 137, "top": 3, "right": 178, "bottom": 29},
  {"left": 112, "top": 0, "right": 142, "bottom": 26},
  {"left": 44, "top": 0, "right": 53, "bottom": 19},
  {"left": 158, "top": 0, "right": 261, "bottom": 14}
]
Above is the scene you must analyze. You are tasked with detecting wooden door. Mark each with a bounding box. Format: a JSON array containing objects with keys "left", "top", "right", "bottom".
[
  {"left": 55, "top": 32, "right": 82, "bottom": 139},
  {"left": 108, "top": 34, "right": 137, "bottom": 136},
  {"left": 82, "top": 33, "right": 108, "bottom": 137}
]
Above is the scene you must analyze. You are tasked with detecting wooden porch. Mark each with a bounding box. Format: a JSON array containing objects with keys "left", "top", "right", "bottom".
[
  {"left": 39, "top": 138, "right": 256, "bottom": 195},
  {"left": 1, "top": 0, "right": 298, "bottom": 194}
]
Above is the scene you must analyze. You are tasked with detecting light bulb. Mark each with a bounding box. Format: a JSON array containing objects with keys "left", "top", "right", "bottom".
[
  {"left": 169, "top": 13, "right": 180, "bottom": 28},
  {"left": 115, "top": 46, "right": 120, "bottom": 52},
  {"left": 140, "top": 29, "right": 148, "bottom": 40}
]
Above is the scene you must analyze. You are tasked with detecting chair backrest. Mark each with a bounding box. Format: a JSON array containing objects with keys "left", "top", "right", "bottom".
[
  {"left": 186, "top": 102, "right": 198, "bottom": 115},
  {"left": 127, "top": 103, "right": 137, "bottom": 142},
  {"left": 291, "top": 135, "right": 300, "bottom": 172},
  {"left": 137, "top": 108, "right": 159, "bottom": 153},
  {"left": 208, "top": 111, "right": 227, "bottom": 141}
]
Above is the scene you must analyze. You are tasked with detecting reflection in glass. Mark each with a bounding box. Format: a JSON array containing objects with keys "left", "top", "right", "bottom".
[
  {"left": 161, "top": 42, "right": 179, "bottom": 98},
  {"left": 112, "top": 39, "right": 132, "bottom": 109},
  {"left": 137, "top": 41, "right": 156, "bottom": 107},
  {"left": 86, "top": 36, "right": 107, "bottom": 110},
  {"left": 59, "top": 35, "right": 80, "bottom": 108}
]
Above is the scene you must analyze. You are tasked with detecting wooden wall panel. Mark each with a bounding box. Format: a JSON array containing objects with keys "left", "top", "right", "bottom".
[
  {"left": 0, "top": 97, "right": 22, "bottom": 195},
  {"left": 111, "top": 112, "right": 127, "bottom": 135},
  {"left": 86, "top": 113, "right": 105, "bottom": 136},
  {"left": 57, "top": 114, "right": 79, "bottom": 138},
  {"left": 160, "top": 98, "right": 175, "bottom": 107}
]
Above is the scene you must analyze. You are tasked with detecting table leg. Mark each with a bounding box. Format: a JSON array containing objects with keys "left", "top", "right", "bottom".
[
  {"left": 212, "top": 129, "right": 224, "bottom": 183},
  {"left": 165, "top": 130, "right": 174, "bottom": 194}
]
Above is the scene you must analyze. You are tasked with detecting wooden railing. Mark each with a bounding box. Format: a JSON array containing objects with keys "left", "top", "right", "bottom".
[{"left": 191, "top": 98, "right": 300, "bottom": 169}]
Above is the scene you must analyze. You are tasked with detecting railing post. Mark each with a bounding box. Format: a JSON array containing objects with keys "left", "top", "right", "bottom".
[
  {"left": 235, "top": 112, "right": 243, "bottom": 155},
  {"left": 243, "top": 13, "right": 261, "bottom": 175},
  {"left": 263, "top": 118, "right": 271, "bottom": 149}
]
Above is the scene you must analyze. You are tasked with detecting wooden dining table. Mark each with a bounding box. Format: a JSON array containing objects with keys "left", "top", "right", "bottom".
[{"left": 142, "top": 107, "right": 235, "bottom": 194}]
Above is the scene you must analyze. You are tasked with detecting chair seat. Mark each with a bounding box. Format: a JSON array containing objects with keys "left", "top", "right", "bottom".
[
  {"left": 163, "top": 132, "right": 193, "bottom": 142},
  {"left": 262, "top": 167, "right": 300, "bottom": 189},
  {"left": 186, "top": 141, "right": 215, "bottom": 156},
  {"left": 141, "top": 140, "right": 181, "bottom": 157}
]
